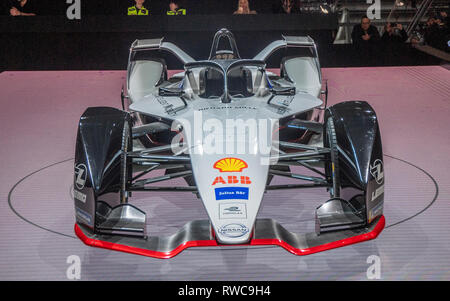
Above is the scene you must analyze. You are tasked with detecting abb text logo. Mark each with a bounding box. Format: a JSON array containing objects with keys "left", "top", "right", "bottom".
[{"left": 212, "top": 176, "right": 252, "bottom": 186}]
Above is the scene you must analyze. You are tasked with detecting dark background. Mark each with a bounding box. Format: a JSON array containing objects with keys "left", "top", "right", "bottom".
[
  {"left": 1, "top": 0, "right": 442, "bottom": 71},
  {"left": 3, "top": 0, "right": 300, "bottom": 16}
]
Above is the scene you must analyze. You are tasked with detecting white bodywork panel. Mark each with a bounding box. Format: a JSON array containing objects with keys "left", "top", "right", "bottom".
[
  {"left": 128, "top": 60, "right": 163, "bottom": 100},
  {"left": 126, "top": 35, "right": 324, "bottom": 244},
  {"left": 283, "top": 57, "right": 322, "bottom": 97},
  {"left": 130, "top": 92, "right": 322, "bottom": 244}
]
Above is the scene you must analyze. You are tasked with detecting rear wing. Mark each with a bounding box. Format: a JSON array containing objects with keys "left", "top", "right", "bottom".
[
  {"left": 126, "top": 38, "right": 195, "bottom": 97},
  {"left": 283, "top": 35, "right": 316, "bottom": 47},
  {"left": 131, "top": 38, "right": 163, "bottom": 50},
  {"left": 253, "top": 35, "right": 321, "bottom": 83},
  {"left": 253, "top": 35, "right": 318, "bottom": 61},
  {"left": 128, "top": 38, "right": 195, "bottom": 65}
]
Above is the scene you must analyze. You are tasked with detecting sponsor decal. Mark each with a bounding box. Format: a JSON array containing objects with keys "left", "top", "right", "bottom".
[
  {"left": 368, "top": 201, "right": 384, "bottom": 223},
  {"left": 219, "top": 203, "right": 247, "bottom": 219},
  {"left": 197, "top": 106, "right": 257, "bottom": 111},
  {"left": 370, "top": 159, "right": 384, "bottom": 184},
  {"left": 74, "top": 189, "right": 87, "bottom": 203},
  {"left": 76, "top": 207, "right": 93, "bottom": 226},
  {"left": 218, "top": 223, "right": 249, "bottom": 238},
  {"left": 74, "top": 163, "right": 87, "bottom": 190},
  {"left": 213, "top": 158, "right": 248, "bottom": 172},
  {"left": 371, "top": 184, "right": 384, "bottom": 202},
  {"left": 273, "top": 95, "right": 294, "bottom": 107},
  {"left": 156, "top": 96, "right": 178, "bottom": 115},
  {"left": 212, "top": 176, "right": 252, "bottom": 185},
  {"left": 276, "top": 107, "right": 287, "bottom": 115},
  {"left": 215, "top": 187, "right": 249, "bottom": 200}
]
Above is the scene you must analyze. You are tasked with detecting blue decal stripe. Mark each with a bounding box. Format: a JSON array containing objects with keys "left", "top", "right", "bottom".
[{"left": 215, "top": 187, "right": 249, "bottom": 200}]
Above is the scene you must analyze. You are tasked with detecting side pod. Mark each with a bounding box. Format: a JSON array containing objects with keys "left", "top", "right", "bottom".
[
  {"left": 317, "top": 101, "right": 384, "bottom": 233},
  {"left": 73, "top": 107, "right": 146, "bottom": 237}
]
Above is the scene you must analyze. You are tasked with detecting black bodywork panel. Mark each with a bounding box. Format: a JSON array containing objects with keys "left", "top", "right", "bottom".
[
  {"left": 324, "top": 101, "right": 384, "bottom": 224},
  {"left": 74, "top": 107, "right": 132, "bottom": 231}
]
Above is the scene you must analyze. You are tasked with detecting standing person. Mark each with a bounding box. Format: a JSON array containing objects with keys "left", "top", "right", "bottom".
[
  {"left": 9, "top": 0, "right": 37, "bottom": 16},
  {"left": 424, "top": 15, "right": 448, "bottom": 51},
  {"left": 381, "top": 22, "right": 408, "bottom": 65},
  {"left": 351, "top": 15, "right": 380, "bottom": 65},
  {"left": 439, "top": 11, "right": 448, "bottom": 28},
  {"left": 424, "top": 17, "right": 441, "bottom": 48},
  {"left": 382, "top": 22, "right": 407, "bottom": 44},
  {"left": 233, "top": 0, "right": 257, "bottom": 15},
  {"left": 272, "top": 0, "right": 300, "bottom": 14},
  {"left": 167, "top": 0, "right": 186, "bottom": 15},
  {"left": 128, "top": 0, "right": 149, "bottom": 15}
]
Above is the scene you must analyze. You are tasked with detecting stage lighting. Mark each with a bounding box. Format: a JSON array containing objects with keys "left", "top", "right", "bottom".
[{"left": 320, "top": 5, "right": 329, "bottom": 14}]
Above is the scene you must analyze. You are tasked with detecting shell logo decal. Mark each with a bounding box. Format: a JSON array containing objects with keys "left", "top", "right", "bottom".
[{"left": 213, "top": 158, "right": 248, "bottom": 173}]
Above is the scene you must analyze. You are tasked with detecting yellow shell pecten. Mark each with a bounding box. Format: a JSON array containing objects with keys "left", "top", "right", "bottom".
[{"left": 213, "top": 158, "right": 248, "bottom": 172}]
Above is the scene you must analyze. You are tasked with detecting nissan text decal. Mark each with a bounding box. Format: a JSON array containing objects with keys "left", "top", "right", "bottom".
[{"left": 219, "top": 223, "right": 249, "bottom": 238}]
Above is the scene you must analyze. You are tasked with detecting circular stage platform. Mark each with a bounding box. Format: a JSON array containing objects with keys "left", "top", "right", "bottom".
[{"left": 1, "top": 66, "right": 449, "bottom": 280}]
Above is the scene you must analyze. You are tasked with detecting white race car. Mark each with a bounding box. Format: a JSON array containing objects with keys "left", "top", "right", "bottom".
[{"left": 73, "top": 29, "right": 385, "bottom": 258}]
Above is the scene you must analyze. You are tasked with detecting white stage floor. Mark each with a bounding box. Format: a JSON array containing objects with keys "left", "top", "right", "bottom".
[{"left": 1, "top": 66, "right": 449, "bottom": 280}]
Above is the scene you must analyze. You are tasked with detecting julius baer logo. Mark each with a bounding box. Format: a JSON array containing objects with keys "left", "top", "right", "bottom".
[{"left": 212, "top": 158, "right": 250, "bottom": 200}]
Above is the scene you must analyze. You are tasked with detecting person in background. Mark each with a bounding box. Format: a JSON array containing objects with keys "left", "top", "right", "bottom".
[
  {"left": 128, "top": 0, "right": 149, "bottom": 15},
  {"left": 272, "top": 0, "right": 300, "bottom": 14},
  {"left": 381, "top": 22, "right": 408, "bottom": 65},
  {"left": 9, "top": 0, "right": 36, "bottom": 16},
  {"left": 233, "top": 0, "right": 256, "bottom": 15},
  {"left": 351, "top": 15, "right": 380, "bottom": 65},
  {"left": 424, "top": 17, "right": 440, "bottom": 47},
  {"left": 437, "top": 11, "right": 448, "bottom": 25},
  {"left": 423, "top": 15, "right": 449, "bottom": 51},
  {"left": 167, "top": 0, "right": 186, "bottom": 15},
  {"left": 382, "top": 22, "right": 407, "bottom": 43},
  {"left": 352, "top": 15, "right": 380, "bottom": 46}
]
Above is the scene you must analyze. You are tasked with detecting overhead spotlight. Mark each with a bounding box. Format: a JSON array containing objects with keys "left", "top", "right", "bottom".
[
  {"left": 396, "top": 0, "right": 405, "bottom": 6},
  {"left": 320, "top": 5, "right": 329, "bottom": 14}
]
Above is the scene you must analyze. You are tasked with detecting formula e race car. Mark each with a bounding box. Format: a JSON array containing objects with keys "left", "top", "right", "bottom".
[{"left": 73, "top": 29, "right": 385, "bottom": 258}]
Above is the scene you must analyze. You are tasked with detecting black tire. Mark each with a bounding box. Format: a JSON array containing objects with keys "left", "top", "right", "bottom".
[{"left": 325, "top": 118, "right": 340, "bottom": 198}]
